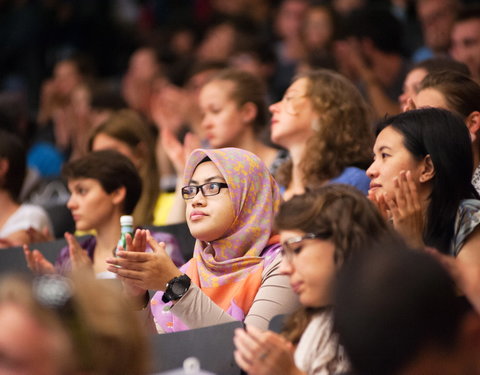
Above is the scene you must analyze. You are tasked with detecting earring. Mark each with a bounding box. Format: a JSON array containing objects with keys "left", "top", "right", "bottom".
[{"left": 311, "top": 118, "right": 321, "bottom": 131}]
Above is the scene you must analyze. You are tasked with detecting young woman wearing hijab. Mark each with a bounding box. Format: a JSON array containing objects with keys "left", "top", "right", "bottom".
[{"left": 106, "top": 148, "right": 299, "bottom": 332}]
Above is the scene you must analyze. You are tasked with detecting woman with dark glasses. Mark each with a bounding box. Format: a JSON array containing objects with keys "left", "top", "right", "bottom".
[
  {"left": 107, "top": 147, "right": 299, "bottom": 332},
  {"left": 234, "top": 184, "right": 396, "bottom": 375}
]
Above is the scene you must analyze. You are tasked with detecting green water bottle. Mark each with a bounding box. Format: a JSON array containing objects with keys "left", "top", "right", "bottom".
[{"left": 115, "top": 215, "right": 134, "bottom": 257}]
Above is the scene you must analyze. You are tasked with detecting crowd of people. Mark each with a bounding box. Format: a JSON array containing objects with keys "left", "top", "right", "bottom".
[{"left": 1, "top": 0, "right": 480, "bottom": 374}]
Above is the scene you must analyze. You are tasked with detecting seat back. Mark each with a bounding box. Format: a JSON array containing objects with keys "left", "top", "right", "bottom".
[
  {"left": 145, "top": 223, "right": 196, "bottom": 261},
  {"left": 268, "top": 313, "right": 287, "bottom": 333},
  {"left": 0, "top": 236, "right": 90, "bottom": 274},
  {"left": 149, "top": 321, "right": 242, "bottom": 375}
]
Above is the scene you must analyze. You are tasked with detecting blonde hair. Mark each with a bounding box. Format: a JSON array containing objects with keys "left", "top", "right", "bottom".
[
  {"left": 276, "top": 69, "right": 373, "bottom": 188},
  {"left": 0, "top": 273, "right": 150, "bottom": 375},
  {"left": 88, "top": 109, "right": 159, "bottom": 225}
]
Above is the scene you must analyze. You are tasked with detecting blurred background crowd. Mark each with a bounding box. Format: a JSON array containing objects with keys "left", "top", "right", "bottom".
[{"left": 0, "top": 0, "right": 478, "bottom": 183}]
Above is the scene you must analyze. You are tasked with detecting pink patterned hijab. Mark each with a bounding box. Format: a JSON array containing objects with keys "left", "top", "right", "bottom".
[
  {"left": 150, "top": 148, "right": 282, "bottom": 332},
  {"left": 183, "top": 147, "right": 282, "bottom": 287}
]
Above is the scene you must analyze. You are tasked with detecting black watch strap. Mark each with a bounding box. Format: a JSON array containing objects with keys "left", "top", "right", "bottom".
[{"left": 162, "top": 274, "right": 191, "bottom": 303}]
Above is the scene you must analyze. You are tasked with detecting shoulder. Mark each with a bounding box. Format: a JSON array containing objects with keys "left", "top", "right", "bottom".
[
  {"left": 0, "top": 204, "right": 52, "bottom": 236},
  {"left": 452, "top": 199, "right": 480, "bottom": 256},
  {"left": 330, "top": 167, "right": 370, "bottom": 194},
  {"left": 16, "top": 204, "right": 49, "bottom": 218}
]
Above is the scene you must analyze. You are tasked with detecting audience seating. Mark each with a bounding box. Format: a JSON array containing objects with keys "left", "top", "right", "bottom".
[
  {"left": 0, "top": 235, "right": 91, "bottom": 274},
  {"left": 268, "top": 313, "right": 287, "bottom": 333},
  {"left": 145, "top": 222, "right": 196, "bottom": 261},
  {"left": 149, "top": 321, "right": 242, "bottom": 375},
  {"left": 44, "top": 203, "right": 75, "bottom": 239}
]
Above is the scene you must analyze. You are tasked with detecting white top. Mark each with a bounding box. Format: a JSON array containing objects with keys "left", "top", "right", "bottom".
[
  {"left": 294, "top": 310, "right": 350, "bottom": 375},
  {"left": 0, "top": 204, "right": 53, "bottom": 238}
]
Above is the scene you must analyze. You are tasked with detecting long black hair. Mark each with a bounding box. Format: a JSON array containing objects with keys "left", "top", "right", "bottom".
[{"left": 376, "top": 108, "right": 479, "bottom": 253}]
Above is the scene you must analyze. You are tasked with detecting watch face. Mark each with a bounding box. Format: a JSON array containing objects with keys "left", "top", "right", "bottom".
[{"left": 171, "top": 281, "right": 186, "bottom": 295}]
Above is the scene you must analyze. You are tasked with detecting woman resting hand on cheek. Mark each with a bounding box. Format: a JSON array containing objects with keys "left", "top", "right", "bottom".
[
  {"left": 367, "top": 108, "right": 480, "bottom": 263},
  {"left": 234, "top": 185, "right": 396, "bottom": 375},
  {"left": 107, "top": 148, "right": 299, "bottom": 332}
]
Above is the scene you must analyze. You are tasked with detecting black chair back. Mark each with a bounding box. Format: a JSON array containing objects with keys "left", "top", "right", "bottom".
[
  {"left": 145, "top": 222, "right": 196, "bottom": 261},
  {"left": 0, "top": 235, "right": 91, "bottom": 274},
  {"left": 268, "top": 313, "right": 287, "bottom": 333},
  {"left": 149, "top": 321, "right": 242, "bottom": 375}
]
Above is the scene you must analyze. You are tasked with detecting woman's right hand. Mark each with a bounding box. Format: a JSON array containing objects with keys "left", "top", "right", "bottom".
[
  {"left": 385, "top": 170, "right": 425, "bottom": 248},
  {"left": 368, "top": 189, "right": 390, "bottom": 221},
  {"left": 106, "top": 229, "right": 182, "bottom": 292},
  {"left": 161, "top": 127, "right": 200, "bottom": 175},
  {"left": 113, "top": 229, "right": 148, "bottom": 298},
  {"left": 233, "top": 326, "right": 302, "bottom": 375},
  {"left": 23, "top": 244, "right": 56, "bottom": 274}
]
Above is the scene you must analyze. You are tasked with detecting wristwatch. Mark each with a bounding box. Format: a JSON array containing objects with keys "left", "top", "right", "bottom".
[{"left": 162, "top": 274, "right": 191, "bottom": 303}]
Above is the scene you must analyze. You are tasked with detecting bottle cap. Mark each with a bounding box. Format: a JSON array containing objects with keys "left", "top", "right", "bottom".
[{"left": 120, "top": 215, "right": 133, "bottom": 226}]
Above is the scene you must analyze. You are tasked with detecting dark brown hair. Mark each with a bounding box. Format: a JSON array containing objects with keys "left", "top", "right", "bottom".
[
  {"left": 0, "top": 129, "right": 26, "bottom": 202},
  {"left": 275, "top": 184, "right": 394, "bottom": 344},
  {"left": 62, "top": 150, "right": 142, "bottom": 216}
]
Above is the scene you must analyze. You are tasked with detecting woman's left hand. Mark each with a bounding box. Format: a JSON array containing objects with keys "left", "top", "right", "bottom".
[
  {"left": 106, "top": 230, "right": 182, "bottom": 291},
  {"left": 233, "top": 325, "right": 303, "bottom": 375},
  {"left": 385, "top": 170, "right": 425, "bottom": 248},
  {"left": 65, "top": 232, "right": 93, "bottom": 271}
]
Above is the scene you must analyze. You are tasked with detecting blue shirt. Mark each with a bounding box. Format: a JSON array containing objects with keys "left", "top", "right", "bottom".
[{"left": 330, "top": 167, "right": 370, "bottom": 194}]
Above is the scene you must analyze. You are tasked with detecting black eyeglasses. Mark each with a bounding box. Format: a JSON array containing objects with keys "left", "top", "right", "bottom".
[
  {"left": 181, "top": 182, "right": 229, "bottom": 200},
  {"left": 281, "top": 232, "right": 331, "bottom": 261}
]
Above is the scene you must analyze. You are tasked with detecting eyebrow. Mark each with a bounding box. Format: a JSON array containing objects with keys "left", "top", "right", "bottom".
[
  {"left": 373, "top": 145, "right": 392, "bottom": 151},
  {"left": 189, "top": 175, "right": 226, "bottom": 184}
]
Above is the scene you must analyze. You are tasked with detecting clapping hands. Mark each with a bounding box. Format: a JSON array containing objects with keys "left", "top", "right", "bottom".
[{"left": 106, "top": 229, "right": 182, "bottom": 293}]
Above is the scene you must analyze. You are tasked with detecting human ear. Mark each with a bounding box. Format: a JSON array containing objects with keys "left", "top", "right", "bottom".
[
  {"left": 111, "top": 186, "right": 127, "bottom": 206},
  {"left": 132, "top": 141, "right": 148, "bottom": 165},
  {"left": 419, "top": 154, "right": 435, "bottom": 183},
  {"left": 466, "top": 111, "right": 480, "bottom": 143},
  {"left": 240, "top": 102, "right": 257, "bottom": 125},
  {"left": 311, "top": 116, "right": 323, "bottom": 131},
  {"left": 0, "top": 158, "right": 9, "bottom": 179},
  {"left": 456, "top": 311, "right": 480, "bottom": 359}
]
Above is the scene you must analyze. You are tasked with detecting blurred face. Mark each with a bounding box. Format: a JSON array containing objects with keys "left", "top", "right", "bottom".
[
  {"left": 451, "top": 19, "right": 480, "bottom": 78},
  {"left": 417, "top": 0, "right": 457, "bottom": 52},
  {"left": 0, "top": 304, "right": 64, "bottom": 375},
  {"left": 197, "top": 24, "right": 236, "bottom": 62},
  {"left": 399, "top": 68, "right": 428, "bottom": 110},
  {"left": 414, "top": 88, "right": 450, "bottom": 111},
  {"left": 276, "top": 0, "right": 308, "bottom": 39},
  {"left": 127, "top": 48, "right": 159, "bottom": 81},
  {"left": 199, "top": 80, "right": 249, "bottom": 148},
  {"left": 279, "top": 230, "right": 336, "bottom": 307},
  {"left": 367, "top": 126, "right": 426, "bottom": 200},
  {"left": 269, "top": 77, "right": 316, "bottom": 148},
  {"left": 67, "top": 178, "right": 121, "bottom": 231},
  {"left": 185, "top": 161, "right": 235, "bottom": 242},
  {"left": 91, "top": 133, "right": 141, "bottom": 168},
  {"left": 54, "top": 61, "right": 81, "bottom": 96},
  {"left": 303, "top": 7, "right": 333, "bottom": 49}
]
